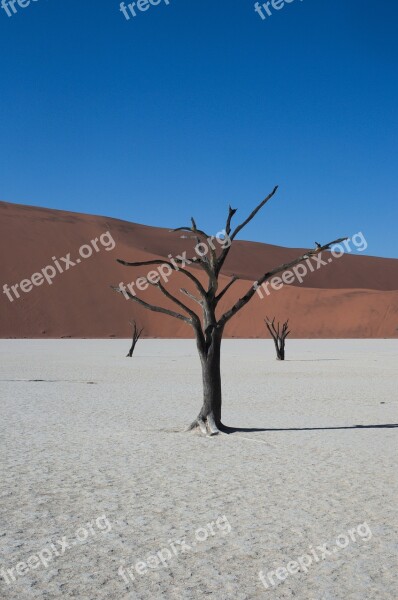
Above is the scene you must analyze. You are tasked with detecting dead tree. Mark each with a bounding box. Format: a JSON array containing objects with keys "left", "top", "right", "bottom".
[
  {"left": 112, "top": 186, "right": 345, "bottom": 436},
  {"left": 265, "top": 316, "right": 290, "bottom": 360},
  {"left": 126, "top": 321, "right": 144, "bottom": 357}
]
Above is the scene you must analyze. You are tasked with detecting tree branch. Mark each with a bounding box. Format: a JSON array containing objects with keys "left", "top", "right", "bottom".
[
  {"left": 218, "top": 237, "right": 347, "bottom": 327},
  {"left": 265, "top": 316, "right": 277, "bottom": 340},
  {"left": 130, "top": 320, "right": 144, "bottom": 340},
  {"left": 147, "top": 279, "right": 201, "bottom": 326},
  {"left": 225, "top": 205, "right": 237, "bottom": 236},
  {"left": 111, "top": 286, "right": 191, "bottom": 324},
  {"left": 216, "top": 186, "right": 278, "bottom": 275},
  {"left": 215, "top": 275, "right": 239, "bottom": 305},
  {"left": 230, "top": 185, "right": 279, "bottom": 241},
  {"left": 116, "top": 258, "right": 206, "bottom": 296},
  {"left": 180, "top": 288, "right": 203, "bottom": 305},
  {"left": 172, "top": 224, "right": 211, "bottom": 241}
]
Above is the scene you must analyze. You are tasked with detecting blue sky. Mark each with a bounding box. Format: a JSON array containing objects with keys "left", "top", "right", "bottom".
[{"left": 0, "top": 0, "right": 397, "bottom": 257}]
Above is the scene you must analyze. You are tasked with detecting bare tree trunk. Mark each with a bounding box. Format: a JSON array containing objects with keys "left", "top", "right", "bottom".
[
  {"left": 271, "top": 336, "right": 281, "bottom": 360},
  {"left": 126, "top": 340, "right": 137, "bottom": 358},
  {"left": 189, "top": 329, "right": 223, "bottom": 435},
  {"left": 272, "top": 335, "right": 285, "bottom": 360},
  {"left": 199, "top": 336, "right": 222, "bottom": 425}
]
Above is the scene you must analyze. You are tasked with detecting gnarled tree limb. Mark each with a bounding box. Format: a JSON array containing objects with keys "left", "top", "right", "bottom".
[
  {"left": 116, "top": 258, "right": 206, "bottom": 296},
  {"left": 215, "top": 275, "right": 239, "bottom": 305},
  {"left": 218, "top": 238, "right": 347, "bottom": 327},
  {"left": 215, "top": 186, "right": 279, "bottom": 275},
  {"left": 111, "top": 285, "right": 191, "bottom": 324}
]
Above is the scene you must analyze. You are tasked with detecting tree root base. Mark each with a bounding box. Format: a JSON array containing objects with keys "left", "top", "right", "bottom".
[{"left": 186, "top": 415, "right": 229, "bottom": 437}]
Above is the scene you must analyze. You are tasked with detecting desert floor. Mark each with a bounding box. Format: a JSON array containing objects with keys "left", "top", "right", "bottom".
[{"left": 0, "top": 339, "right": 397, "bottom": 600}]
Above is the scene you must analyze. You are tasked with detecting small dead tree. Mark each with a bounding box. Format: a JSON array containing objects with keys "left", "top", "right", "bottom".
[
  {"left": 265, "top": 316, "right": 290, "bottom": 360},
  {"left": 126, "top": 321, "right": 144, "bottom": 357},
  {"left": 112, "top": 186, "right": 346, "bottom": 436}
]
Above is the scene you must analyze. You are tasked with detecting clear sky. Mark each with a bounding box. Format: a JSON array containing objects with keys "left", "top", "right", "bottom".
[{"left": 0, "top": 0, "right": 397, "bottom": 257}]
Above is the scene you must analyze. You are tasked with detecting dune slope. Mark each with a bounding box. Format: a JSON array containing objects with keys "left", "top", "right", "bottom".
[{"left": 0, "top": 201, "right": 397, "bottom": 338}]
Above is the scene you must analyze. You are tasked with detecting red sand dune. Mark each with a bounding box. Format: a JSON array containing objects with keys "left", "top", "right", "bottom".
[{"left": 0, "top": 201, "right": 397, "bottom": 338}]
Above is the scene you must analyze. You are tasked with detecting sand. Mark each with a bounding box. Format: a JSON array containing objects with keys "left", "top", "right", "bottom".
[
  {"left": 0, "top": 339, "right": 397, "bottom": 599},
  {"left": 1, "top": 200, "right": 398, "bottom": 339}
]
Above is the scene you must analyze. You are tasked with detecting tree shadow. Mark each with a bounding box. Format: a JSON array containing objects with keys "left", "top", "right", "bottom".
[{"left": 221, "top": 424, "right": 398, "bottom": 434}]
